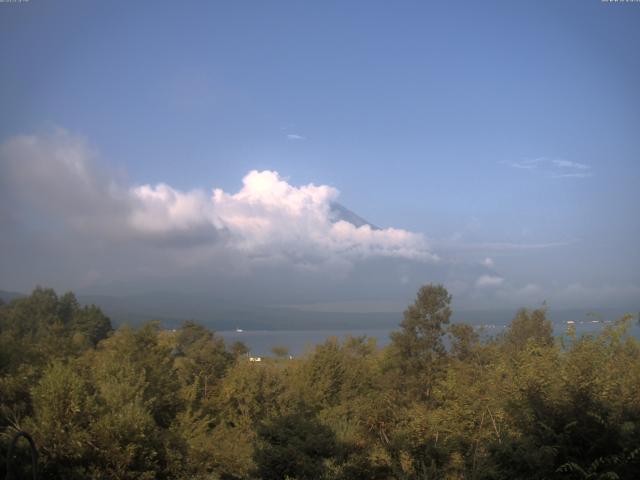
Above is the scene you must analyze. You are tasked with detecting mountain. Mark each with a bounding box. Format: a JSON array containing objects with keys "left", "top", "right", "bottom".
[
  {"left": 76, "top": 292, "right": 401, "bottom": 330},
  {"left": 2, "top": 288, "right": 635, "bottom": 333},
  {"left": 0, "top": 290, "right": 25, "bottom": 303},
  {"left": 329, "top": 202, "right": 379, "bottom": 230}
]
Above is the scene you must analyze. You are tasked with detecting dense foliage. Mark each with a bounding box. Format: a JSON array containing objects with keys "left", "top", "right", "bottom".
[{"left": 1, "top": 286, "right": 639, "bottom": 479}]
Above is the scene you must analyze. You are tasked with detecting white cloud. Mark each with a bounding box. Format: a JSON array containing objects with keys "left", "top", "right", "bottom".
[
  {"left": 551, "top": 159, "right": 590, "bottom": 170},
  {"left": 130, "top": 183, "right": 218, "bottom": 234},
  {"left": 503, "top": 157, "right": 593, "bottom": 179},
  {"left": 476, "top": 275, "right": 504, "bottom": 288},
  {"left": 286, "top": 134, "right": 305, "bottom": 140},
  {"left": 207, "top": 170, "right": 435, "bottom": 264},
  {"left": 551, "top": 172, "right": 593, "bottom": 179},
  {"left": 0, "top": 130, "right": 436, "bottom": 271},
  {"left": 504, "top": 159, "right": 542, "bottom": 170},
  {"left": 481, "top": 257, "right": 495, "bottom": 268}
]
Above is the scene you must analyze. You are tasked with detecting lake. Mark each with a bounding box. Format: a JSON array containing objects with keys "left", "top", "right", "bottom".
[{"left": 218, "top": 320, "right": 640, "bottom": 356}]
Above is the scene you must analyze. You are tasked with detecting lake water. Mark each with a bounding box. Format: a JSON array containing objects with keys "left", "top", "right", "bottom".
[
  {"left": 219, "top": 320, "right": 640, "bottom": 356},
  {"left": 219, "top": 328, "right": 395, "bottom": 356}
]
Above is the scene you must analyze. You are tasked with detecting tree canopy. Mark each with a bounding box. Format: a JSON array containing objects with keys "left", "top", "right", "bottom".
[{"left": 1, "top": 285, "right": 639, "bottom": 479}]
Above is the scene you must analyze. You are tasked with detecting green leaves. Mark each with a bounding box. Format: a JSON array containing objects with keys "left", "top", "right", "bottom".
[
  {"left": 254, "top": 411, "right": 336, "bottom": 480},
  {"left": 388, "top": 284, "right": 452, "bottom": 402},
  {"left": 2, "top": 286, "right": 640, "bottom": 479}
]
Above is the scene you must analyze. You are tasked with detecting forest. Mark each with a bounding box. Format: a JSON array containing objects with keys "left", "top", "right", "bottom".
[{"left": 1, "top": 285, "right": 639, "bottom": 479}]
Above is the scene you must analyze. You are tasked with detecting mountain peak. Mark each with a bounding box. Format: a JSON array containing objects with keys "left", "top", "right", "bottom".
[{"left": 329, "top": 202, "right": 379, "bottom": 230}]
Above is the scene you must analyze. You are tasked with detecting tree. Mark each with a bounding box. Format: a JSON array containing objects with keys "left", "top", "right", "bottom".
[
  {"left": 28, "top": 361, "right": 93, "bottom": 479},
  {"left": 82, "top": 323, "right": 171, "bottom": 479},
  {"left": 70, "top": 304, "right": 112, "bottom": 346},
  {"left": 254, "top": 411, "right": 336, "bottom": 480},
  {"left": 299, "top": 338, "right": 346, "bottom": 409},
  {"left": 448, "top": 323, "right": 480, "bottom": 361},
  {"left": 504, "top": 306, "right": 553, "bottom": 354},
  {"left": 389, "top": 284, "right": 452, "bottom": 400},
  {"left": 174, "top": 321, "right": 235, "bottom": 409}
]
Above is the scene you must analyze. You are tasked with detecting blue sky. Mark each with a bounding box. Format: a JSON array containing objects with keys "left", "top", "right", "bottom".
[{"left": 1, "top": 1, "right": 639, "bottom": 311}]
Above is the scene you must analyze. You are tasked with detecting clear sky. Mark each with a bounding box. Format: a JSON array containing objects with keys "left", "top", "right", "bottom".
[{"left": 1, "top": 0, "right": 639, "bottom": 312}]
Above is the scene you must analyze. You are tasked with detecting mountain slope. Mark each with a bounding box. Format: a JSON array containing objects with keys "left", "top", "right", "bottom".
[
  {"left": 0, "top": 290, "right": 25, "bottom": 303},
  {"left": 329, "top": 202, "right": 379, "bottom": 230}
]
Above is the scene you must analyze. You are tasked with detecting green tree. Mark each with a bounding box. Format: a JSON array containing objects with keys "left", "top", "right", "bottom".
[
  {"left": 254, "top": 411, "right": 336, "bottom": 480},
  {"left": 448, "top": 323, "right": 480, "bottom": 361},
  {"left": 388, "top": 284, "right": 452, "bottom": 400},
  {"left": 504, "top": 306, "right": 553, "bottom": 353},
  {"left": 70, "top": 304, "right": 112, "bottom": 346},
  {"left": 173, "top": 320, "right": 235, "bottom": 410},
  {"left": 28, "top": 361, "right": 93, "bottom": 479}
]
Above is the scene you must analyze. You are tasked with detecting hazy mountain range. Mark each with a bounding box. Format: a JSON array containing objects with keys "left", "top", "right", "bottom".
[{"left": 1, "top": 288, "right": 635, "bottom": 332}]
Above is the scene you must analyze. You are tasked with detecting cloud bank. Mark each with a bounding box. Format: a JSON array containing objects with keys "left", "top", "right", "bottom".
[
  {"left": 0, "top": 130, "right": 435, "bottom": 275},
  {"left": 2, "top": 130, "right": 634, "bottom": 311}
]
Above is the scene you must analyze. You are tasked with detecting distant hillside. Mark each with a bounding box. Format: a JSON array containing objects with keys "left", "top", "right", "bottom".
[
  {"left": 68, "top": 294, "right": 640, "bottom": 333},
  {"left": 77, "top": 292, "right": 402, "bottom": 331},
  {"left": 2, "top": 288, "right": 635, "bottom": 332},
  {"left": 0, "top": 289, "right": 25, "bottom": 303}
]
